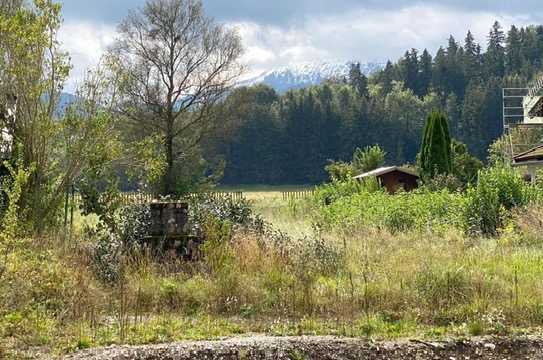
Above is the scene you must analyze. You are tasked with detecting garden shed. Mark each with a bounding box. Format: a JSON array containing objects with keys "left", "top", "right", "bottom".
[
  {"left": 513, "top": 144, "right": 543, "bottom": 183},
  {"left": 354, "top": 166, "right": 419, "bottom": 194}
]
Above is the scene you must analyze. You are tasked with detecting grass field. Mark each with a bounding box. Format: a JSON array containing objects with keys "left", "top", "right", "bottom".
[{"left": 6, "top": 179, "right": 543, "bottom": 357}]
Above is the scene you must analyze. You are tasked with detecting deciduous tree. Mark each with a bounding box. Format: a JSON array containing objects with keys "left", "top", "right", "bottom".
[{"left": 109, "top": 0, "right": 244, "bottom": 195}]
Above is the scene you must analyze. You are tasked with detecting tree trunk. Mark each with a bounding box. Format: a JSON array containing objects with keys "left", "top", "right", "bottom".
[{"left": 163, "top": 134, "right": 175, "bottom": 195}]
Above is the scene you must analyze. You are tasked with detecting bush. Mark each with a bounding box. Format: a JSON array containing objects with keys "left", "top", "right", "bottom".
[
  {"left": 325, "top": 161, "right": 354, "bottom": 182},
  {"left": 313, "top": 182, "right": 465, "bottom": 234},
  {"left": 352, "top": 145, "right": 386, "bottom": 174},
  {"left": 186, "top": 194, "right": 265, "bottom": 236},
  {"left": 464, "top": 165, "right": 536, "bottom": 236}
]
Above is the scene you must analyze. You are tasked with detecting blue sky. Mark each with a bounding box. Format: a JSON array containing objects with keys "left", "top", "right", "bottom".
[{"left": 58, "top": 0, "right": 543, "bottom": 91}]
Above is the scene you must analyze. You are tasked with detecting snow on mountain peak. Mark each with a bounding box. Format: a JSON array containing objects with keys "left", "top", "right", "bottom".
[{"left": 240, "top": 61, "right": 384, "bottom": 93}]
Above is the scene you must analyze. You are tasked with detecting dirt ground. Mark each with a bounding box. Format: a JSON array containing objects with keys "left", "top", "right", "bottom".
[{"left": 65, "top": 335, "right": 543, "bottom": 359}]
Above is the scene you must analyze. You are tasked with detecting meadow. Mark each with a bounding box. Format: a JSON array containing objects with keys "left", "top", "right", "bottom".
[{"left": 3, "top": 169, "right": 543, "bottom": 358}]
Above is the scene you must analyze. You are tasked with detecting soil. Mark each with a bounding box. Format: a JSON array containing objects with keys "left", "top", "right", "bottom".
[{"left": 64, "top": 335, "right": 543, "bottom": 359}]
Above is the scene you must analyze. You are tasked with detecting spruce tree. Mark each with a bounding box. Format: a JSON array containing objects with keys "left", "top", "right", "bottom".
[
  {"left": 506, "top": 25, "right": 522, "bottom": 74},
  {"left": 419, "top": 111, "right": 452, "bottom": 179},
  {"left": 486, "top": 21, "right": 506, "bottom": 77},
  {"left": 419, "top": 49, "right": 433, "bottom": 96},
  {"left": 464, "top": 30, "right": 481, "bottom": 80}
]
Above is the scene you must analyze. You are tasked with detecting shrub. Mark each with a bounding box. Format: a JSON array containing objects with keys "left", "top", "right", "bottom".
[
  {"left": 464, "top": 165, "right": 535, "bottom": 236},
  {"left": 352, "top": 145, "right": 386, "bottom": 174},
  {"left": 117, "top": 203, "right": 152, "bottom": 248},
  {"left": 186, "top": 194, "right": 264, "bottom": 236},
  {"left": 325, "top": 161, "right": 354, "bottom": 182},
  {"left": 313, "top": 183, "right": 465, "bottom": 234},
  {"left": 424, "top": 173, "right": 463, "bottom": 192}
]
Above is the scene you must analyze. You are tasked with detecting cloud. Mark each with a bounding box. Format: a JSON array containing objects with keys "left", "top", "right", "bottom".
[
  {"left": 57, "top": 0, "right": 543, "bottom": 89},
  {"left": 60, "top": 0, "right": 543, "bottom": 27},
  {"left": 236, "top": 4, "right": 538, "bottom": 78},
  {"left": 58, "top": 21, "right": 117, "bottom": 92}
]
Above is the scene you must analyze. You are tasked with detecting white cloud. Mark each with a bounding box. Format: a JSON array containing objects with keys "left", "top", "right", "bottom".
[
  {"left": 58, "top": 3, "right": 542, "bottom": 90},
  {"left": 58, "top": 21, "right": 117, "bottom": 92},
  {"left": 234, "top": 4, "right": 539, "bottom": 78}
]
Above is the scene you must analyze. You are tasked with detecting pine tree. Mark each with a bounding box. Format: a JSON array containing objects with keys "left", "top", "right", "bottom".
[
  {"left": 348, "top": 62, "right": 369, "bottom": 97},
  {"left": 380, "top": 60, "right": 395, "bottom": 94},
  {"left": 432, "top": 46, "right": 447, "bottom": 97},
  {"left": 419, "top": 111, "right": 452, "bottom": 179},
  {"left": 486, "top": 21, "right": 506, "bottom": 77},
  {"left": 506, "top": 25, "right": 522, "bottom": 74},
  {"left": 419, "top": 49, "right": 433, "bottom": 96},
  {"left": 463, "top": 30, "right": 481, "bottom": 80},
  {"left": 398, "top": 49, "right": 419, "bottom": 94},
  {"left": 446, "top": 35, "right": 466, "bottom": 97}
]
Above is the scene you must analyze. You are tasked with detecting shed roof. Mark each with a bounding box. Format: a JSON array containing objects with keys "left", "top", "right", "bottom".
[
  {"left": 353, "top": 166, "right": 419, "bottom": 180},
  {"left": 513, "top": 144, "right": 543, "bottom": 165}
]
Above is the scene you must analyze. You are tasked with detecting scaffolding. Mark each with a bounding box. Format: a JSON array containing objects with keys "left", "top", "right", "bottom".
[{"left": 503, "top": 81, "right": 543, "bottom": 182}]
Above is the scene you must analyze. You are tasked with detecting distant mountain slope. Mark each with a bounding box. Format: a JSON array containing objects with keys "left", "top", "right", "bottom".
[{"left": 240, "top": 61, "right": 384, "bottom": 93}]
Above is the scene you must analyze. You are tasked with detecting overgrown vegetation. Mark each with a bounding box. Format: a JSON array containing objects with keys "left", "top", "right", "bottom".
[{"left": 5, "top": 0, "right": 543, "bottom": 358}]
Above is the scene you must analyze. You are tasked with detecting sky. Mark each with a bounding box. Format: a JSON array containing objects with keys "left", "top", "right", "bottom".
[{"left": 58, "top": 0, "right": 543, "bottom": 92}]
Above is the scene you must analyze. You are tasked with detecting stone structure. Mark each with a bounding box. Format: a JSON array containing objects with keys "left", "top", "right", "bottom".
[{"left": 146, "top": 202, "right": 201, "bottom": 258}]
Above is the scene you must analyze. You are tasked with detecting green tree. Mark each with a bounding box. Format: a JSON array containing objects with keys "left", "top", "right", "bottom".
[
  {"left": 463, "top": 30, "right": 482, "bottom": 81},
  {"left": 0, "top": 0, "right": 118, "bottom": 230},
  {"left": 419, "top": 111, "right": 452, "bottom": 179},
  {"left": 506, "top": 25, "right": 522, "bottom": 74},
  {"left": 450, "top": 139, "right": 483, "bottom": 185},
  {"left": 349, "top": 62, "right": 369, "bottom": 97},
  {"left": 486, "top": 21, "right": 506, "bottom": 77},
  {"left": 418, "top": 49, "right": 433, "bottom": 96},
  {"left": 352, "top": 145, "right": 386, "bottom": 174},
  {"left": 109, "top": 0, "right": 243, "bottom": 195}
]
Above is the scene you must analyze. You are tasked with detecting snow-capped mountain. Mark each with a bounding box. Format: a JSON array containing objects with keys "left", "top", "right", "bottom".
[{"left": 240, "top": 61, "right": 384, "bottom": 93}]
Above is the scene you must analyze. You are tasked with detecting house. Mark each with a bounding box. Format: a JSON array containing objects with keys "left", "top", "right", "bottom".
[
  {"left": 354, "top": 166, "right": 419, "bottom": 194},
  {"left": 513, "top": 144, "right": 543, "bottom": 183}
]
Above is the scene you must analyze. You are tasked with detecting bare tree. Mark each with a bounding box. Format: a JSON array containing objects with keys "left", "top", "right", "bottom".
[{"left": 110, "top": 0, "right": 244, "bottom": 195}]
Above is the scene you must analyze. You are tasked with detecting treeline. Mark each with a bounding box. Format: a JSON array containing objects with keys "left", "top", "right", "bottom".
[{"left": 207, "top": 22, "right": 543, "bottom": 185}]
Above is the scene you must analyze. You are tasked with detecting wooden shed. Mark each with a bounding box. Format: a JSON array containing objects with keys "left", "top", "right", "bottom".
[
  {"left": 513, "top": 144, "right": 543, "bottom": 183},
  {"left": 354, "top": 166, "right": 419, "bottom": 194}
]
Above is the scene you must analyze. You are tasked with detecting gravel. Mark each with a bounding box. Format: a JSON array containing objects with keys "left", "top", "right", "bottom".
[{"left": 64, "top": 335, "right": 543, "bottom": 359}]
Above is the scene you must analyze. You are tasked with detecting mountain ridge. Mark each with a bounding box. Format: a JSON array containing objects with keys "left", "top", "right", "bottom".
[{"left": 240, "top": 61, "right": 384, "bottom": 93}]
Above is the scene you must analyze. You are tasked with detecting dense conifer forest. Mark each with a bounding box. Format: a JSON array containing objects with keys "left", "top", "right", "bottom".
[{"left": 207, "top": 22, "right": 541, "bottom": 185}]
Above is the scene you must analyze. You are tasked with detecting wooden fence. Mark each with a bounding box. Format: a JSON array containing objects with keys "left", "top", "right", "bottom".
[
  {"left": 72, "top": 191, "right": 245, "bottom": 205},
  {"left": 281, "top": 190, "right": 315, "bottom": 201}
]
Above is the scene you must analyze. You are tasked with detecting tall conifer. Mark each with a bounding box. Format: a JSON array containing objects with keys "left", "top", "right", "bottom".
[{"left": 420, "top": 111, "right": 452, "bottom": 179}]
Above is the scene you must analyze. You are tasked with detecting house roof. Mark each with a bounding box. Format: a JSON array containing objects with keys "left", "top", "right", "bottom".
[
  {"left": 529, "top": 97, "right": 543, "bottom": 118},
  {"left": 513, "top": 144, "right": 543, "bottom": 164},
  {"left": 353, "top": 166, "right": 419, "bottom": 180}
]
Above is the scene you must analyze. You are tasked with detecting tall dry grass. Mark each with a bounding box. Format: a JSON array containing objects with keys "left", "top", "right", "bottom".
[{"left": 4, "top": 192, "right": 543, "bottom": 355}]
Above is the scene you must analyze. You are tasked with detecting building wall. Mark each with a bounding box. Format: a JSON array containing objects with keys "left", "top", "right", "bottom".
[{"left": 378, "top": 171, "right": 419, "bottom": 194}]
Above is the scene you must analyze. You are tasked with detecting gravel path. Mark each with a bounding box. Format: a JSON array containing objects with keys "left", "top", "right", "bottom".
[{"left": 65, "top": 335, "right": 543, "bottom": 359}]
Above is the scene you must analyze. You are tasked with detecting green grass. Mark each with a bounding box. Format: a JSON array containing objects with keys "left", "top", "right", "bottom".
[
  {"left": 6, "top": 182, "right": 543, "bottom": 356},
  {"left": 216, "top": 184, "right": 316, "bottom": 193}
]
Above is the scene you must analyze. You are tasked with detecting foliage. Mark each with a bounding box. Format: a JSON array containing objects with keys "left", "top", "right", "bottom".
[
  {"left": 324, "top": 161, "right": 354, "bottom": 183},
  {"left": 0, "top": 155, "right": 33, "bottom": 279},
  {"left": 209, "top": 21, "right": 540, "bottom": 185},
  {"left": 313, "top": 181, "right": 466, "bottom": 234},
  {"left": 108, "top": 0, "right": 244, "bottom": 195},
  {"left": 352, "top": 145, "right": 386, "bottom": 174},
  {"left": 450, "top": 139, "right": 483, "bottom": 185},
  {"left": 464, "top": 164, "right": 538, "bottom": 236},
  {"left": 419, "top": 111, "right": 452, "bottom": 180},
  {"left": 186, "top": 194, "right": 265, "bottom": 236}
]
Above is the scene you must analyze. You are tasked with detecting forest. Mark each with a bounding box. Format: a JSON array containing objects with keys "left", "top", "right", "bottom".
[{"left": 208, "top": 22, "right": 538, "bottom": 185}]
